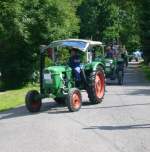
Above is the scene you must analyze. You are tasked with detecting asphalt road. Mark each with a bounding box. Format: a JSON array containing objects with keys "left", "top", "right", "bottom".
[{"left": 0, "top": 63, "right": 150, "bottom": 152}]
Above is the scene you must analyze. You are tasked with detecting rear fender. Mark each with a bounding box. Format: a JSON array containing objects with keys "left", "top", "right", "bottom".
[{"left": 85, "top": 62, "right": 105, "bottom": 71}]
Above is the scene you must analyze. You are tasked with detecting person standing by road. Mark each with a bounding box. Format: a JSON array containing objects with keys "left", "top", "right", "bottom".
[{"left": 121, "top": 47, "right": 128, "bottom": 67}]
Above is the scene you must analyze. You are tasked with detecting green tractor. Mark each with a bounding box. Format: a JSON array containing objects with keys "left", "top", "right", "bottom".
[
  {"left": 93, "top": 46, "right": 124, "bottom": 85},
  {"left": 104, "top": 57, "right": 124, "bottom": 85},
  {"left": 25, "top": 39, "right": 106, "bottom": 113}
]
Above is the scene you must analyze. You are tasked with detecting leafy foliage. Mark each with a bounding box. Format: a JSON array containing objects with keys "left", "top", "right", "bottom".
[
  {"left": 0, "top": 0, "right": 79, "bottom": 88},
  {"left": 137, "top": 0, "right": 150, "bottom": 62},
  {"left": 78, "top": 0, "right": 141, "bottom": 49},
  {"left": 0, "top": 0, "right": 150, "bottom": 88}
]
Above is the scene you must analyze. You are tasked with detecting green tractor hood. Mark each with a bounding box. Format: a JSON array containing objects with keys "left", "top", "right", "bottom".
[
  {"left": 44, "top": 66, "right": 69, "bottom": 74},
  {"left": 43, "top": 66, "right": 72, "bottom": 95}
]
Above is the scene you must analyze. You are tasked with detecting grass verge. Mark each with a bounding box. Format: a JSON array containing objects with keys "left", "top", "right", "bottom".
[
  {"left": 141, "top": 64, "right": 150, "bottom": 81},
  {"left": 0, "top": 84, "right": 39, "bottom": 112}
]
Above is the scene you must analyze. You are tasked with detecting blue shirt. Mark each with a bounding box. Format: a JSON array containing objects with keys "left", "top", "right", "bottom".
[
  {"left": 69, "top": 55, "right": 80, "bottom": 68},
  {"left": 106, "top": 50, "right": 113, "bottom": 58}
]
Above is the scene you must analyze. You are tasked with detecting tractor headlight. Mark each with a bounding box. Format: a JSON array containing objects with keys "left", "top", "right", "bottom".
[
  {"left": 105, "top": 60, "right": 113, "bottom": 67},
  {"left": 105, "top": 62, "right": 111, "bottom": 67}
]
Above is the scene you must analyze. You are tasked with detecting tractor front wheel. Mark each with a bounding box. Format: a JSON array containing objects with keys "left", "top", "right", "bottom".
[
  {"left": 66, "top": 88, "right": 82, "bottom": 112},
  {"left": 87, "top": 68, "right": 105, "bottom": 104},
  {"left": 25, "top": 90, "right": 42, "bottom": 113}
]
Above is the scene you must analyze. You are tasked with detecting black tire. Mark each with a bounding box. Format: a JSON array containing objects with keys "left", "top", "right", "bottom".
[
  {"left": 66, "top": 88, "right": 82, "bottom": 112},
  {"left": 129, "top": 58, "right": 132, "bottom": 62},
  {"left": 87, "top": 67, "right": 105, "bottom": 104},
  {"left": 25, "top": 90, "right": 41, "bottom": 113},
  {"left": 54, "top": 97, "right": 65, "bottom": 105},
  {"left": 117, "top": 70, "right": 124, "bottom": 85},
  {"left": 135, "top": 57, "right": 138, "bottom": 62}
]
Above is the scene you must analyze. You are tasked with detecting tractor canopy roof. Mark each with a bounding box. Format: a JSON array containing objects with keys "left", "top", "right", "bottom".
[{"left": 47, "top": 39, "right": 103, "bottom": 52}]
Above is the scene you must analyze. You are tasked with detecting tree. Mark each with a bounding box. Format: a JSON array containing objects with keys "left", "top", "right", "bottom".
[
  {"left": 78, "top": 0, "right": 141, "bottom": 50},
  {"left": 78, "top": 0, "right": 114, "bottom": 41},
  {"left": 0, "top": 0, "right": 80, "bottom": 88},
  {"left": 118, "top": 0, "right": 141, "bottom": 51},
  {"left": 137, "top": 0, "right": 150, "bottom": 63}
]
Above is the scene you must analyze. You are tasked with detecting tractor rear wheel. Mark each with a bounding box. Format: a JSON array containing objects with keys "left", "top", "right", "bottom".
[
  {"left": 87, "top": 68, "right": 105, "bottom": 104},
  {"left": 25, "top": 90, "right": 41, "bottom": 113},
  {"left": 66, "top": 88, "right": 82, "bottom": 112}
]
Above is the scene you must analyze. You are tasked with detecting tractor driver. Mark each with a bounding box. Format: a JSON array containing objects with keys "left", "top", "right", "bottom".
[
  {"left": 69, "top": 48, "right": 81, "bottom": 86},
  {"left": 105, "top": 46, "right": 114, "bottom": 58}
]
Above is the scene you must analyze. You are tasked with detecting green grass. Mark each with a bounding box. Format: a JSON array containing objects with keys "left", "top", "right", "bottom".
[
  {"left": 0, "top": 84, "right": 39, "bottom": 112},
  {"left": 141, "top": 64, "right": 150, "bottom": 81}
]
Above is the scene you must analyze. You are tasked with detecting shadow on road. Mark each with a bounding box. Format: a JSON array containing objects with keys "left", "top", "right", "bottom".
[
  {"left": 83, "top": 123, "right": 150, "bottom": 130},
  {"left": 127, "top": 89, "right": 150, "bottom": 96},
  {"left": 38, "top": 101, "right": 93, "bottom": 114},
  {"left": 0, "top": 100, "right": 94, "bottom": 120},
  {"left": 0, "top": 105, "right": 30, "bottom": 120},
  {"left": 0, "top": 101, "right": 66, "bottom": 120},
  {"left": 1, "top": 100, "right": 150, "bottom": 120},
  {"left": 82, "top": 102, "right": 150, "bottom": 110},
  {"left": 109, "top": 88, "right": 150, "bottom": 96}
]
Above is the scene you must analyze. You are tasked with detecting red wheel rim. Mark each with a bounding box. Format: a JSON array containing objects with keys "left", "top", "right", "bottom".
[
  {"left": 32, "top": 100, "right": 40, "bottom": 109},
  {"left": 72, "top": 92, "right": 81, "bottom": 109},
  {"left": 95, "top": 72, "right": 105, "bottom": 98}
]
